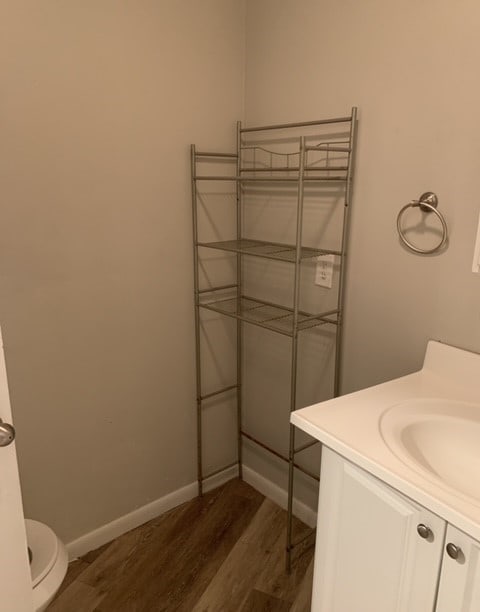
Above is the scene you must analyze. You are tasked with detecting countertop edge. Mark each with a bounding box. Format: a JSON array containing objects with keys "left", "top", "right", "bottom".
[{"left": 291, "top": 407, "right": 480, "bottom": 543}]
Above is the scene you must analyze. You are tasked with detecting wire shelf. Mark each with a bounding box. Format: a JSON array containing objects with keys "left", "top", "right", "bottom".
[
  {"left": 197, "top": 238, "right": 340, "bottom": 263},
  {"left": 199, "top": 295, "right": 338, "bottom": 337}
]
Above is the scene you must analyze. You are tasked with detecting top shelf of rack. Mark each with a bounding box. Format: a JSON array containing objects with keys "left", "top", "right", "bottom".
[
  {"left": 192, "top": 108, "right": 357, "bottom": 183},
  {"left": 239, "top": 140, "right": 350, "bottom": 180}
]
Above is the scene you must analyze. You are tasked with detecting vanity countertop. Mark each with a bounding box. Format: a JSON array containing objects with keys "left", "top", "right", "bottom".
[{"left": 291, "top": 340, "right": 480, "bottom": 541}]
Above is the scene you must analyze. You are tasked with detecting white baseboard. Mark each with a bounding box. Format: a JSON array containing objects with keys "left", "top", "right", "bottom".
[
  {"left": 242, "top": 465, "right": 317, "bottom": 528},
  {"left": 66, "top": 462, "right": 316, "bottom": 561},
  {"left": 66, "top": 464, "right": 239, "bottom": 560}
]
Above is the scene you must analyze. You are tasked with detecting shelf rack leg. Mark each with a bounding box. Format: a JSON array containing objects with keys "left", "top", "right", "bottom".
[
  {"left": 333, "top": 106, "right": 357, "bottom": 397},
  {"left": 286, "top": 353, "right": 298, "bottom": 573},
  {"left": 191, "top": 144, "right": 204, "bottom": 496},
  {"left": 236, "top": 120, "right": 243, "bottom": 480},
  {"left": 286, "top": 136, "right": 306, "bottom": 572}
]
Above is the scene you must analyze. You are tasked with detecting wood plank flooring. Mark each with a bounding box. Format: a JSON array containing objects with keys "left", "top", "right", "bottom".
[{"left": 49, "top": 479, "right": 314, "bottom": 611}]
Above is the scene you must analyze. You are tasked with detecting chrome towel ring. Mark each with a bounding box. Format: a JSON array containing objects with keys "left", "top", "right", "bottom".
[{"left": 396, "top": 192, "right": 448, "bottom": 254}]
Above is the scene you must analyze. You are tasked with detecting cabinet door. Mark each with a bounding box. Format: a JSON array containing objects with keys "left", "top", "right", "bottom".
[
  {"left": 312, "top": 448, "right": 446, "bottom": 612},
  {"left": 435, "top": 525, "right": 480, "bottom": 611}
]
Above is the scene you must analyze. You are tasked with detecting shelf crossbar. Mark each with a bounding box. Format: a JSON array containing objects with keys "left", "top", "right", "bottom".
[
  {"left": 294, "top": 439, "right": 320, "bottom": 454},
  {"left": 194, "top": 175, "right": 347, "bottom": 182},
  {"left": 200, "top": 384, "right": 239, "bottom": 402},
  {"left": 240, "top": 430, "right": 320, "bottom": 482},
  {"left": 194, "top": 151, "right": 237, "bottom": 159},
  {"left": 239, "top": 165, "right": 349, "bottom": 173},
  {"left": 197, "top": 283, "right": 238, "bottom": 295},
  {"left": 240, "top": 115, "right": 352, "bottom": 133}
]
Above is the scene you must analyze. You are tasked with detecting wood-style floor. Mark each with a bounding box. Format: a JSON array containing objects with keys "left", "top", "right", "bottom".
[{"left": 49, "top": 479, "right": 314, "bottom": 611}]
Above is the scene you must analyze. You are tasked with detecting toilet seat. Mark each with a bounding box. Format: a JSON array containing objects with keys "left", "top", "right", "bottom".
[
  {"left": 26, "top": 519, "right": 59, "bottom": 587},
  {"left": 25, "top": 519, "right": 68, "bottom": 612}
]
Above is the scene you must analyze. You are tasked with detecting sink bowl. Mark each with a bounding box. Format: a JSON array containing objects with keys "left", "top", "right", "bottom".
[{"left": 380, "top": 399, "right": 480, "bottom": 505}]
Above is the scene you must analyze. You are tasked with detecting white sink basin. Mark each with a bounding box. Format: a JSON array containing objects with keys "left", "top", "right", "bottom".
[{"left": 380, "top": 399, "right": 480, "bottom": 505}]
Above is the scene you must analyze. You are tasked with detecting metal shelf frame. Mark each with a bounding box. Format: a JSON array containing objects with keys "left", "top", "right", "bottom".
[{"left": 191, "top": 107, "right": 358, "bottom": 572}]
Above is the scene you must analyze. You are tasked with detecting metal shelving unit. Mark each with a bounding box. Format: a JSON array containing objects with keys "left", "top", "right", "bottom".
[{"left": 191, "top": 107, "right": 357, "bottom": 571}]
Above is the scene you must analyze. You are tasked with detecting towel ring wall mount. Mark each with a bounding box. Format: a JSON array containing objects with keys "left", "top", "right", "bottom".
[{"left": 396, "top": 192, "right": 448, "bottom": 255}]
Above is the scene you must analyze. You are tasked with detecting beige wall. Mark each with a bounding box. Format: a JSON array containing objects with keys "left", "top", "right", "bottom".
[
  {"left": 243, "top": 0, "right": 480, "bottom": 505},
  {"left": 0, "top": 1, "right": 245, "bottom": 542},
  {"left": 3, "top": 0, "right": 480, "bottom": 542}
]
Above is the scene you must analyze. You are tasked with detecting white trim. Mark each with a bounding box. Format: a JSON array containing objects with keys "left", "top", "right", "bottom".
[
  {"left": 242, "top": 465, "right": 317, "bottom": 528},
  {"left": 65, "top": 464, "right": 239, "bottom": 560},
  {"left": 65, "top": 462, "right": 317, "bottom": 561}
]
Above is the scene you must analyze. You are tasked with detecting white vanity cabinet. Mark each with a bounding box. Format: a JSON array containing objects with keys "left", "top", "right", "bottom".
[
  {"left": 289, "top": 341, "right": 480, "bottom": 611},
  {"left": 313, "top": 448, "right": 480, "bottom": 612},
  {"left": 313, "top": 448, "right": 445, "bottom": 611}
]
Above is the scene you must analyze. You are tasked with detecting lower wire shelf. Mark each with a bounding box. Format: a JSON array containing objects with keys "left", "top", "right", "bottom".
[{"left": 200, "top": 294, "right": 338, "bottom": 337}]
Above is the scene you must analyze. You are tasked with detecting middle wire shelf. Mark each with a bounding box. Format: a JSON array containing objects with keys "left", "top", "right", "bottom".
[
  {"left": 197, "top": 238, "right": 340, "bottom": 263},
  {"left": 199, "top": 294, "right": 338, "bottom": 337}
]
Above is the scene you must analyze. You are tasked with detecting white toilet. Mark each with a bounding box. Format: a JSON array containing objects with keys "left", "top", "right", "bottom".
[{"left": 25, "top": 519, "right": 68, "bottom": 612}]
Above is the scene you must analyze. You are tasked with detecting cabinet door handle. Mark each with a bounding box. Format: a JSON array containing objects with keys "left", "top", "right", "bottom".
[
  {"left": 416, "top": 523, "right": 432, "bottom": 539},
  {"left": 446, "top": 543, "right": 462, "bottom": 560}
]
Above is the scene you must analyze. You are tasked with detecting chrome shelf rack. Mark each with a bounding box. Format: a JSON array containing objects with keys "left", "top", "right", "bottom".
[{"left": 191, "top": 108, "right": 357, "bottom": 571}]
